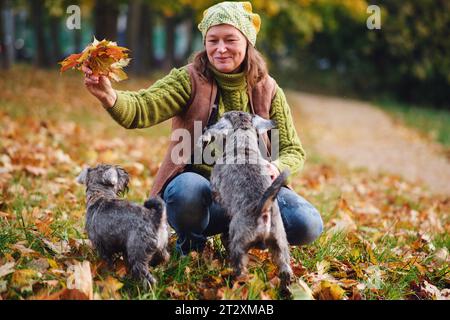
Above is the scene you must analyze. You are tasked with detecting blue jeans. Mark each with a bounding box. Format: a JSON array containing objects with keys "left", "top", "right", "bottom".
[{"left": 163, "top": 172, "right": 323, "bottom": 255}]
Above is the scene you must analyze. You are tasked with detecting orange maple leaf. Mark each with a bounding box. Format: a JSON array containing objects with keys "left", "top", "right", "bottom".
[{"left": 58, "top": 37, "right": 131, "bottom": 82}]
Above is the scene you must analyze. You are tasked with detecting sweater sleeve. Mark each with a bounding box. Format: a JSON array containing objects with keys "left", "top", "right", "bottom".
[
  {"left": 269, "top": 86, "right": 306, "bottom": 176},
  {"left": 106, "top": 66, "right": 191, "bottom": 129}
]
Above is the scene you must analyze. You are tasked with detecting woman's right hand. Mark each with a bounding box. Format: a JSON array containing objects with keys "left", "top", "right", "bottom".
[{"left": 82, "top": 64, "right": 117, "bottom": 108}]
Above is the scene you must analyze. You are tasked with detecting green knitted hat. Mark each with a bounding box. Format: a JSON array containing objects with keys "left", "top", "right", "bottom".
[{"left": 198, "top": 1, "right": 261, "bottom": 46}]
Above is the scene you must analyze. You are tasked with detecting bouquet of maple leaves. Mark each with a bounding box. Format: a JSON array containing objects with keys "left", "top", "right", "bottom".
[{"left": 59, "top": 37, "right": 131, "bottom": 82}]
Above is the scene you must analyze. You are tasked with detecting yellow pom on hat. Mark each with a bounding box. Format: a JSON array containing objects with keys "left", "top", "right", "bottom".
[
  {"left": 198, "top": 1, "right": 262, "bottom": 46},
  {"left": 252, "top": 13, "right": 261, "bottom": 33},
  {"left": 242, "top": 2, "right": 252, "bottom": 12}
]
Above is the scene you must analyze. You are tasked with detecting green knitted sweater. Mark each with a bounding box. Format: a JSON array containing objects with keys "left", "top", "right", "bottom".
[{"left": 106, "top": 66, "right": 305, "bottom": 178}]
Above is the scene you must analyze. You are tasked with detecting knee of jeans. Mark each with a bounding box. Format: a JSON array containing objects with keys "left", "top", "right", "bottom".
[
  {"left": 287, "top": 206, "right": 323, "bottom": 246},
  {"left": 278, "top": 190, "right": 323, "bottom": 246},
  {"left": 163, "top": 172, "right": 211, "bottom": 231}
]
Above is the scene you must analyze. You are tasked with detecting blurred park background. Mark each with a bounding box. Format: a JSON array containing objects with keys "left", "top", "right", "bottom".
[{"left": 1, "top": 0, "right": 449, "bottom": 108}]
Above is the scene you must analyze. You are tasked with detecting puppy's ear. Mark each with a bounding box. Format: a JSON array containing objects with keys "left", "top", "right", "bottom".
[
  {"left": 252, "top": 115, "right": 275, "bottom": 135},
  {"left": 102, "top": 167, "right": 118, "bottom": 186},
  {"left": 198, "top": 117, "right": 233, "bottom": 146},
  {"left": 115, "top": 166, "right": 129, "bottom": 193},
  {"left": 76, "top": 167, "right": 89, "bottom": 185}
]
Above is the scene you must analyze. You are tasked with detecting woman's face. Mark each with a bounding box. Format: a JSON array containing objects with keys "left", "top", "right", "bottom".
[{"left": 205, "top": 24, "right": 248, "bottom": 73}]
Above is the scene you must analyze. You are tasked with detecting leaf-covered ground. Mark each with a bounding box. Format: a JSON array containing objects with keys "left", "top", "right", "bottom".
[{"left": 0, "top": 66, "right": 448, "bottom": 300}]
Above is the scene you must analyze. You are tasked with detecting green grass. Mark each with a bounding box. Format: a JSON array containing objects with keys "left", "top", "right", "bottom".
[{"left": 376, "top": 99, "right": 450, "bottom": 147}]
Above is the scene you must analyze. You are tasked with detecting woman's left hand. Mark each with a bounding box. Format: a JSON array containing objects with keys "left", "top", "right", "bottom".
[{"left": 267, "top": 162, "right": 280, "bottom": 181}]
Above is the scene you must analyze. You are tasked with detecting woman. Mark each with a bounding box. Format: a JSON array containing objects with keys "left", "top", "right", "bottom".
[{"left": 83, "top": 1, "right": 323, "bottom": 255}]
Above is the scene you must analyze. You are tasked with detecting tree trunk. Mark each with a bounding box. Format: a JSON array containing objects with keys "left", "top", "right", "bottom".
[
  {"left": 163, "top": 15, "right": 175, "bottom": 71},
  {"left": 74, "top": 28, "right": 82, "bottom": 53},
  {"left": 139, "top": 3, "right": 155, "bottom": 74},
  {"left": 94, "top": 0, "right": 119, "bottom": 41},
  {"left": 49, "top": 15, "right": 62, "bottom": 63},
  {"left": 184, "top": 19, "right": 195, "bottom": 62},
  {"left": 30, "top": 0, "right": 51, "bottom": 67},
  {"left": 0, "top": 0, "right": 12, "bottom": 69},
  {"left": 183, "top": 9, "right": 195, "bottom": 63},
  {"left": 126, "top": 0, "right": 142, "bottom": 74}
]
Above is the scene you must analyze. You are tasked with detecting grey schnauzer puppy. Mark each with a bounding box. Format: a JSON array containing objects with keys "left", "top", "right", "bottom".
[
  {"left": 199, "top": 111, "right": 293, "bottom": 293},
  {"left": 76, "top": 164, "right": 169, "bottom": 286}
]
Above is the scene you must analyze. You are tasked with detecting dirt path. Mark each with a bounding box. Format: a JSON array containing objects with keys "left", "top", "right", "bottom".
[{"left": 286, "top": 91, "right": 450, "bottom": 196}]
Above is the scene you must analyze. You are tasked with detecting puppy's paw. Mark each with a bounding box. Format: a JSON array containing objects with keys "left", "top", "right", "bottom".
[
  {"left": 279, "top": 285, "right": 292, "bottom": 299},
  {"left": 231, "top": 266, "right": 249, "bottom": 282},
  {"left": 143, "top": 273, "right": 157, "bottom": 290},
  {"left": 162, "top": 250, "right": 170, "bottom": 264},
  {"left": 280, "top": 270, "right": 294, "bottom": 284},
  {"left": 279, "top": 271, "right": 294, "bottom": 299}
]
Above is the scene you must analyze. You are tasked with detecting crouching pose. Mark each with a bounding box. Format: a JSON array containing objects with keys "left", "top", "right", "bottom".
[{"left": 83, "top": 2, "right": 323, "bottom": 256}]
